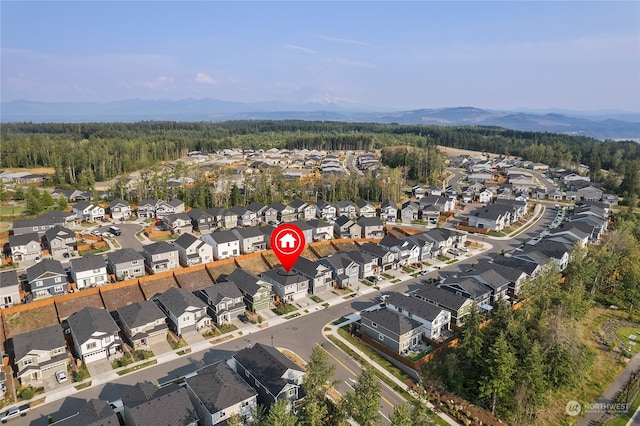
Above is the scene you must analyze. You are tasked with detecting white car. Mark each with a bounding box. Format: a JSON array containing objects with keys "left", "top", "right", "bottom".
[
  {"left": 102, "top": 232, "right": 114, "bottom": 238},
  {"left": 447, "top": 248, "right": 461, "bottom": 256},
  {"left": 55, "top": 370, "right": 68, "bottom": 383}
]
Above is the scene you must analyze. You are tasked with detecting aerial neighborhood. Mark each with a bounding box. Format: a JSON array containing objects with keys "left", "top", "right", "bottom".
[{"left": 0, "top": 147, "right": 626, "bottom": 425}]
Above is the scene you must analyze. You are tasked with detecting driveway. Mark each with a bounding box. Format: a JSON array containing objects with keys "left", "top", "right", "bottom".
[
  {"left": 149, "top": 339, "right": 172, "bottom": 355},
  {"left": 182, "top": 330, "right": 205, "bottom": 346},
  {"left": 86, "top": 358, "right": 114, "bottom": 378}
]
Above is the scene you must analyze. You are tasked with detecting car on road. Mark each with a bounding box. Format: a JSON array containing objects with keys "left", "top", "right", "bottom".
[
  {"left": 418, "top": 270, "right": 429, "bottom": 276},
  {"left": 0, "top": 405, "right": 30, "bottom": 423},
  {"left": 90, "top": 230, "right": 102, "bottom": 237},
  {"left": 447, "top": 248, "right": 461, "bottom": 256},
  {"left": 55, "top": 370, "right": 68, "bottom": 383}
]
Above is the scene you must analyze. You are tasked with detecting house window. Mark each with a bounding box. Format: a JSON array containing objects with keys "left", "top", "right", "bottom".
[
  {"left": 93, "top": 269, "right": 101, "bottom": 273},
  {"left": 222, "top": 251, "right": 228, "bottom": 256},
  {"left": 23, "top": 358, "right": 33, "bottom": 366},
  {"left": 132, "top": 260, "right": 138, "bottom": 265},
  {"left": 133, "top": 268, "right": 141, "bottom": 273},
  {"left": 288, "top": 388, "right": 296, "bottom": 397},
  {"left": 103, "top": 336, "right": 111, "bottom": 344},
  {"left": 36, "top": 280, "right": 43, "bottom": 287},
  {"left": 54, "top": 285, "right": 64, "bottom": 293},
  {"left": 55, "top": 277, "right": 62, "bottom": 283},
  {"left": 87, "top": 342, "right": 97, "bottom": 350},
  {"left": 184, "top": 316, "right": 190, "bottom": 321},
  {"left": 378, "top": 334, "right": 384, "bottom": 341}
]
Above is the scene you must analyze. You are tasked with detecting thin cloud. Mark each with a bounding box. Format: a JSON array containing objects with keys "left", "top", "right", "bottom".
[
  {"left": 283, "top": 44, "right": 318, "bottom": 54},
  {"left": 331, "top": 58, "right": 377, "bottom": 68},
  {"left": 319, "top": 35, "right": 370, "bottom": 47},
  {"left": 195, "top": 72, "right": 219, "bottom": 85}
]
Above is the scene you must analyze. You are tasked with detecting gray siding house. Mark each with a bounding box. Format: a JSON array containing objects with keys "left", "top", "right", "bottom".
[
  {"left": 359, "top": 309, "right": 423, "bottom": 354},
  {"left": 115, "top": 300, "right": 168, "bottom": 348},
  {"left": 26, "top": 259, "right": 68, "bottom": 299},
  {"left": 291, "top": 256, "right": 332, "bottom": 295},
  {"left": 43, "top": 225, "right": 76, "bottom": 259},
  {"left": 12, "top": 324, "right": 67, "bottom": 386},
  {"left": 107, "top": 248, "right": 146, "bottom": 281},
  {"left": 9, "top": 232, "right": 41, "bottom": 263},
  {"left": 142, "top": 241, "right": 180, "bottom": 273},
  {"left": 197, "top": 281, "right": 245, "bottom": 324}
]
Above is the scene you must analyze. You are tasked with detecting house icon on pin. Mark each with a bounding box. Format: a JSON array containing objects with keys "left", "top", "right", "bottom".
[{"left": 279, "top": 233, "right": 297, "bottom": 249}]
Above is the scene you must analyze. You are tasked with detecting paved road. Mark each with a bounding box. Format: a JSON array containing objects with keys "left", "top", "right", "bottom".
[{"left": 96, "top": 222, "right": 144, "bottom": 251}]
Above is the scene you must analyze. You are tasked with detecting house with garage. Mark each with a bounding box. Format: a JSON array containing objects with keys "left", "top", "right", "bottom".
[
  {"left": 345, "top": 250, "right": 378, "bottom": 279},
  {"left": 513, "top": 239, "right": 572, "bottom": 271},
  {"left": 230, "top": 343, "right": 305, "bottom": 409},
  {"left": 185, "top": 361, "right": 258, "bottom": 426},
  {"left": 411, "top": 285, "right": 474, "bottom": 327},
  {"left": 197, "top": 281, "right": 245, "bottom": 324},
  {"left": 290, "top": 220, "right": 314, "bottom": 245},
  {"left": 406, "top": 232, "right": 436, "bottom": 261},
  {"left": 318, "top": 253, "right": 360, "bottom": 288},
  {"left": 385, "top": 293, "right": 451, "bottom": 340},
  {"left": 72, "top": 201, "right": 105, "bottom": 222},
  {"left": 400, "top": 201, "right": 420, "bottom": 224},
  {"left": 229, "top": 206, "right": 259, "bottom": 227},
  {"left": 163, "top": 212, "right": 193, "bottom": 235},
  {"left": 43, "top": 225, "right": 76, "bottom": 259},
  {"left": 69, "top": 254, "right": 108, "bottom": 289},
  {"left": 357, "top": 216, "right": 384, "bottom": 239},
  {"left": 153, "top": 287, "right": 211, "bottom": 335},
  {"left": 356, "top": 199, "right": 377, "bottom": 218},
  {"left": 247, "top": 202, "right": 278, "bottom": 225},
  {"left": 467, "top": 204, "right": 511, "bottom": 232},
  {"left": 380, "top": 200, "right": 398, "bottom": 222},
  {"left": 26, "top": 259, "right": 68, "bottom": 299},
  {"left": 68, "top": 307, "right": 122, "bottom": 363},
  {"left": 109, "top": 199, "right": 132, "bottom": 221},
  {"left": 142, "top": 241, "right": 180, "bottom": 273},
  {"left": 291, "top": 256, "right": 332, "bottom": 295},
  {"left": 439, "top": 277, "right": 493, "bottom": 311},
  {"left": 8, "top": 232, "right": 42, "bottom": 263},
  {"left": 218, "top": 209, "right": 238, "bottom": 229},
  {"left": 315, "top": 199, "right": 337, "bottom": 220},
  {"left": 106, "top": 248, "right": 146, "bottom": 281},
  {"left": 11, "top": 324, "right": 67, "bottom": 386},
  {"left": 289, "top": 200, "right": 316, "bottom": 221},
  {"left": 226, "top": 269, "right": 272, "bottom": 313},
  {"left": 260, "top": 268, "right": 309, "bottom": 302},
  {"left": 51, "top": 399, "right": 120, "bottom": 426},
  {"left": 187, "top": 209, "right": 216, "bottom": 234},
  {"left": 114, "top": 300, "right": 169, "bottom": 349},
  {"left": 335, "top": 201, "right": 357, "bottom": 219},
  {"left": 420, "top": 195, "right": 456, "bottom": 213},
  {"left": 136, "top": 199, "right": 162, "bottom": 219},
  {"left": 173, "top": 233, "right": 214, "bottom": 267},
  {"left": 155, "top": 199, "right": 186, "bottom": 218},
  {"left": 0, "top": 270, "right": 21, "bottom": 308},
  {"left": 12, "top": 210, "right": 75, "bottom": 236},
  {"left": 358, "top": 242, "right": 396, "bottom": 272},
  {"left": 334, "top": 215, "right": 361, "bottom": 239},
  {"left": 232, "top": 226, "right": 267, "bottom": 254},
  {"left": 307, "top": 219, "right": 334, "bottom": 241},
  {"left": 202, "top": 230, "right": 240, "bottom": 260},
  {"left": 359, "top": 309, "right": 423, "bottom": 354},
  {"left": 419, "top": 203, "right": 440, "bottom": 227},
  {"left": 269, "top": 202, "right": 297, "bottom": 223},
  {"left": 121, "top": 382, "right": 199, "bottom": 426}
]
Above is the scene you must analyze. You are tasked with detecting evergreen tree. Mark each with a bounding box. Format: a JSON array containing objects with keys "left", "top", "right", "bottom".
[
  {"left": 264, "top": 399, "right": 298, "bottom": 426},
  {"left": 40, "top": 190, "right": 55, "bottom": 209},
  {"left": 299, "top": 399, "right": 328, "bottom": 426},
  {"left": 25, "top": 186, "right": 43, "bottom": 215},
  {"left": 341, "top": 367, "right": 381, "bottom": 426},
  {"left": 479, "top": 332, "right": 516, "bottom": 414},
  {"left": 390, "top": 403, "right": 412, "bottom": 426},
  {"left": 303, "top": 346, "right": 337, "bottom": 403},
  {"left": 456, "top": 301, "right": 484, "bottom": 364},
  {"left": 57, "top": 195, "right": 68, "bottom": 211}
]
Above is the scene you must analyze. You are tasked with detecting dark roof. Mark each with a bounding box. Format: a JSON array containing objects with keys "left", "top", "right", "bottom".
[
  {"left": 166, "top": 198, "right": 184, "bottom": 208},
  {"left": 116, "top": 300, "right": 166, "bottom": 330},
  {"left": 209, "top": 230, "right": 239, "bottom": 244},
  {"left": 440, "top": 278, "right": 492, "bottom": 299},
  {"left": 143, "top": 241, "right": 177, "bottom": 256},
  {"left": 233, "top": 343, "right": 303, "bottom": 396},
  {"left": 207, "top": 206, "right": 225, "bottom": 217},
  {"left": 109, "top": 198, "right": 130, "bottom": 208},
  {"left": 381, "top": 200, "right": 397, "bottom": 209},
  {"left": 52, "top": 399, "right": 119, "bottom": 426},
  {"left": 12, "top": 210, "right": 74, "bottom": 230},
  {"left": 73, "top": 201, "right": 92, "bottom": 211},
  {"left": 125, "top": 385, "right": 199, "bottom": 426},
  {"left": 186, "top": 361, "right": 257, "bottom": 414},
  {"left": 358, "top": 242, "right": 388, "bottom": 258},
  {"left": 356, "top": 199, "right": 373, "bottom": 208},
  {"left": 379, "top": 235, "right": 403, "bottom": 249},
  {"left": 258, "top": 225, "right": 275, "bottom": 238},
  {"left": 491, "top": 255, "right": 540, "bottom": 275},
  {"left": 474, "top": 204, "right": 508, "bottom": 220},
  {"left": 153, "top": 287, "right": 206, "bottom": 316},
  {"left": 320, "top": 253, "right": 356, "bottom": 270},
  {"left": 288, "top": 199, "right": 306, "bottom": 209},
  {"left": 357, "top": 216, "right": 383, "bottom": 227},
  {"left": 386, "top": 293, "right": 446, "bottom": 321},
  {"left": 121, "top": 382, "right": 159, "bottom": 408},
  {"left": 292, "top": 256, "right": 326, "bottom": 277},
  {"left": 335, "top": 215, "right": 353, "bottom": 227},
  {"left": 138, "top": 199, "right": 160, "bottom": 208},
  {"left": 226, "top": 269, "right": 269, "bottom": 295},
  {"left": 261, "top": 268, "right": 308, "bottom": 286},
  {"left": 291, "top": 220, "right": 313, "bottom": 231},
  {"left": 199, "top": 281, "right": 243, "bottom": 305},
  {"left": 412, "top": 285, "right": 470, "bottom": 311},
  {"left": 107, "top": 248, "right": 144, "bottom": 265},
  {"left": 173, "top": 233, "right": 201, "bottom": 249},
  {"left": 521, "top": 239, "right": 571, "bottom": 260},
  {"left": 68, "top": 307, "right": 119, "bottom": 345},
  {"left": 0, "top": 270, "right": 19, "bottom": 288},
  {"left": 246, "top": 201, "right": 265, "bottom": 213},
  {"left": 12, "top": 324, "right": 65, "bottom": 361},
  {"left": 70, "top": 254, "right": 106, "bottom": 273},
  {"left": 307, "top": 219, "right": 331, "bottom": 229},
  {"left": 44, "top": 225, "right": 75, "bottom": 241},
  {"left": 360, "top": 309, "right": 422, "bottom": 335},
  {"left": 9, "top": 232, "right": 40, "bottom": 247},
  {"left": 464, "top": 261, "right": 526, "bottom": 283},
  {"left": 26, "top": 258, "right": 66, "bottom": 282},
  {"left": 232, "top": 226, "right": 264, "bottom": 239},
  {"left": 269, "top": 202, "right": 288, "bottom": 212},
  {"left": 345, "top": 250, "right": 376, "bottom": 265},
  {"left": 229, "top": 205, "right": 249, "bottom": 215},
  {"left": 187, "top": 208, "right": 212, "bottom": 221}
]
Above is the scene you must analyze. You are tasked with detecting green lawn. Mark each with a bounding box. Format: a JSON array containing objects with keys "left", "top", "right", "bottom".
[
  {"left": 606, "top": 391, "right": 640, "bottom": 426},
  {"left": 0, "top": 205, "right": 25, "bottom": 216},
  {"left": 272, "top": 303, "right": 297, "bottom": 316},
  {"left": 616, "top": 327, "right": 640, "bottom": 354}
]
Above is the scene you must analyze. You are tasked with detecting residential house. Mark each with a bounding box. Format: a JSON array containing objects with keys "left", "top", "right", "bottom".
[
  {"left": 456, "top": 266, "right": 513, "bottom": 303},
  {"left": 72, "top": 201, "right": 105, "bottom": 222},
  {"left": 11, "top": 324, "right": 67, "bottom": 386},
  {"left": 290, "top": 220, "right": 314, "bottom": 245},
  {"left": 220, "top": 209, "right": 238, "bottom": 229},
  {"left": 43, "top": 225, "right": 76, "bottom": 259},
  {"left": 547, "top": 222, "right": 591, "bottom": 247},
  {"left": 187, "top": 209, "right": 216, "bottom": 234},
  {"left": 11, "top": 210, "right": 75, "bottom": 236},
  {"left": 247, "top": 202, "right": 278, "bottom": 224},
  {"left": 411, "top": 285, "right": 474, "bottom": 327},
  {"left": 114, "top": 300, "right": 169, "bottom": 348},
  {"left": 345, "top": 250, "right": 378, "bottom": 279},
  {"left": 468, "top": 171, "right": 494, "bottom": 184},
  {"left": 439, "top": 278, "right": 493, "bottom": 310},
  {"left": 185, "top": 361, "right": 258, "bottom": 426},
  {"left": 318, "top": 253, "right": 360, "bottom": 288},
  {"left": 358, "top": 242, "right": 396, "bottom": 272},
  {"left": 495, "top": 199, "right": 528, "bottom": 223},
  {"left": 197, "top": 281, "right": 245, "bottom": 324},
  {"left": 357, "top": 216, "right": 384, "bottom": 239},
  {"left": 155, "top": 199, "right": 186, "bottom": 218},
  {"left": 0, "top": 270, "right": 21, "bottom": 308},
  {"left": 137, "top": 199, "right": 161, "bottom": 219},
  {"left": 152, "top": 287, "right": 212, "bottom": 335},
  {"left": 379, "top": 236, "right": 419, "bottom": 266},
  {"left": 289, "top": 200, "right": 316, "bottom": 220},
  {"left": 106, "top": 248, "right": 146, "bottom": 281},
  {"left": 229, "top": 206, "right": 259, "bottom": 227},
  {"left": 51, "top": 399, "right": 120, "bottom": 426},
  {"left": 163, "top": 212, "right": 193, "bottom": 235},
  {"left": 419, "top": 203, "right": 440, "bottom": 227},
  {"left": 380, "top": 200, "right": 398, "bottom": 222},
  {"left": 335, "top": 201, "right": 357, "bottom": 219},
  {"left": 467, "top": 204, "right": 511, "bottom": 232},
  {"left": 420, "top": 195, "right": 456, "bottom": 213},
  {"left": 173, "top": 233, "right": 214, "bottom": 267},
  {"left": 121, "top": 383, "right": 199, "bottom": 426},
  {"left": 68, "top": 307, "right": 122, "bottom": 363},
  {"left": 142, "top": 241, "right": 180, "bottom": 273},
  {"left": 491, "top": 255, "right": 542, "bottom": 279},
  {"left": 269, "top": 202, "right": 297, "bottom": 223},
  {"left": 429, "top": 186, "right": 443, "bottom": 196},
  {"left": 232, "top": 227, "right": 267, "bottom": 254},
  {"left": 69, "top": 254, "right": 108, "bottom": 289},
  {"left": 334, "top": 215, "right": 361, "bottom": 239},
  {"left": 359, "top": 309, "right": 423, "bottom": 354},
  {"left": 52, "top": 189, "right": 91, "bottom": 203},
  {"left": 421, "top": 228, "right": 458, "bottom": 257},
  {"left": 226, "top": 269, "right": 272, "bottom": 313},
  {"left": 411, "top": 185, "right": 426, "bottom": 200},
  {"left": 260, "top": 268, "right": 309, "bottom": 302},
  {"left": 400, "top": 201, "right": 420, "bottom": 224},
  {"left": 513, "top": 239, "right": 572, "bottom": 271},
  {"left": 26, "top": 259, "right": 68, "bottom": 298},
  {"left": 206, "top": 207, "right": 225, "bottom": 228},
  {"left": 315, "top": 199, "right": 337, "bottom": 220},
  {"left": 203, "top": 230, "right": 240, "bottom": 260},
  {"left": 385, "top": 293, "right": 451, "bottom": 340},
  {"left": 291, "top": 257, "right": 332, "bottom": 295},
  {"left": 406, "top": 232, "right": 435, "bottom": 261},
  {"left": 109, "top": 199, "right": 132, "bottom": 221},
  {"left": 306, "top": 219, "right": 333, "bottom": 241},
  {"left": 8, "top": 232, "right": 42, "bottom": 263},
  {"left": 230, "top": 343, "right": 305, "bottom": 409}
]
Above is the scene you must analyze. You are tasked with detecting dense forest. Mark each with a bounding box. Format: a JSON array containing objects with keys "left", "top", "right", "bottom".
[{"left": 1, "top": 121, "right": 639, "bottom": 204}]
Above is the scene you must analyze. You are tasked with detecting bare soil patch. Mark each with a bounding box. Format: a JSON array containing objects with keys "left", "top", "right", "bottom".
[
  {"left": 101, "top": 285, "right": 146, "bottom": 311},
  {"left": 55, "top": 293, "right": 105, "bottom": 320},
  {"left": 3, "top": 167, "right": 55, "bottom": 175},
  {"left": 333, "top": 242, "right": 359, "bottom": 252},
  {"left": 300, "top": 247, "right": 319, "bottom": 260},
  {"left": 261, "top": 252, "right": 280, "bottom": 269},
  {"left": 312, "top": 244, "right": 337, "bottom": 258},
  {"left": 436, "top": 146, "right": 501, "bottom": 159},
  {"left": 175, "top": 269, "right": 215, "bottom": 292},
  {"left": 207, "top": 262, "right": 239, "bottom": 282},
  {"left": 3, "top": 305, "right": 59, "bottom": 339},
  {"left": 236, "top": 257, "right": 270, "bottom": 275},
  {"left": 139, "top": 276, "right": 179, "bottom": 300}
]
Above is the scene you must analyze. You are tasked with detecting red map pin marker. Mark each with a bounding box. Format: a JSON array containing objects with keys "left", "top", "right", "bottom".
[{"left": 270, "top": 223, "right": 306, "bottom": 273}]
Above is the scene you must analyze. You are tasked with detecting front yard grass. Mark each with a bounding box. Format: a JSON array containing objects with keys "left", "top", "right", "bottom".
[
  {"left": 309, "top": 295, "right": 324, "bottom": 303},
  {"left": 116, "top": 360, "right": 158, "bottom": 376},
  {"left": 167, "top": 334, "right": 187, "bottom": 350},
  {"left": 272, "top": 303, "right": 297, "bottom": 316}
]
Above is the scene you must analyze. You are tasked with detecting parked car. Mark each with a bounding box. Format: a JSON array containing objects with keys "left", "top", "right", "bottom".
[
  {"left": 0, "top": 405, "right": 29, "bottom": 423},
  {"left": 366, "top": 276, "right": 378, "bottom": 282},
  {"left": 419, "top": 270, "right": 429, "bottom": 276},
  {"left": 447, "top": 248, "right": 461, "bottom": 256},
  {"left": 238, "top": 314, "right": 250, "bottom": 324},
  {"left": 55, "top": 370, "right": 68, "bottom": 383},
  {"left": 459, "top": 247, "right": 469, "bottom": 253},
  {"left": 102, "top": 232, "right": 114, "bottom": 238}
]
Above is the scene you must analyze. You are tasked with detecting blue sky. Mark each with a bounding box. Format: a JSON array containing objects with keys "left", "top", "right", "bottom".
[{"left": 2, "top": 1, "right": 639, "bottom": 111}]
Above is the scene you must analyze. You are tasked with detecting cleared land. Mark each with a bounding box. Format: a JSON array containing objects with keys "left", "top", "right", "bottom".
[
  {"left": 56, "top": 293, "right": 106, "bottom": 320},
  {"left": 207, "top": 262, "right": 239, "bottom": 281},
  {"left": 300, "top": 247, "right": 319, "bottom": 260},
  {"left": 101, "top": 285, "right": 146, "bottom": 312},
  {"left": 235, "top": 257, "right": 270, "bottom": 276},
  {"left": 139, "top": 276, "right": 179, "bottom": 300},
  {"left": 312, "top": 244, "right": 337, "bottom": 258},
  {"left": 3, "top": 305, "right": 59, "bottom": 339},
  {"left": 332, "top": 242, "right": 359, "bottom": 252},
  {"left": 174, "top": 269, "right": 215, "bottom": 292}
]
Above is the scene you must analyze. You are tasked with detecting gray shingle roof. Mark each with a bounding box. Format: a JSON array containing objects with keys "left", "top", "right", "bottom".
[
  {"left": 199, "top": 281, "right": 243, "bottom": 305},
  {"left": 412, "top": 285, "right": 470, "bottom": 311},
  {"left": 9, "top": 232, "right": 40, "bottom": 247},
  {"left": 116, "top": 300, "right": 166, "bottom": 330},
  {"left": 153, "top": 287, "right": 206, "bottom": 316},
  {"left": 12, "top": 324, "right": 65, "bottom": 361},
  {"left": 360, "top": 309, "right": 422, "bottom": 335},
  {"left": 261, "top": 268, "right": 308, "bottom": 286},
  {"left": 233, "top": 226, "right": 264, "bottom": 239},
  {"left": 173, "top": 233, "right": 200, "bottom": 249},
  {"left": 292, "top": 256, "right": 324, "bottom": 277},
  {"left": 26, "top": 258, "right": 66, "bottom": 282},
  {"left": 70, "top": 254, "right": 106, "bottom": 273},
  {"left": 144, "top": 241, "right": 177, "bottom": 256},
  {"left": 209, "top": 230, "right": 239, "bottom": 244},
  {"left": 357, "top": 216, "right": 383, "bottom": 227},
  {"left": 68, "top": 307, "right": 119, "bottom": 346},
  {"left": 440, "top": 278, "right": 492, "bottom": 299},
  {"left": 107, "top": 248, "right": 144, "bottom": 265},
  {"left": 52, "top": 398, "right": 119, "bottom": 426},
  {"left": 386, "top": 293, "right": 446, "bottom": 322},
  {"left": 233, "top": 343, "right": 303, "bottom": 396},
  {"left": 186, "top": 361, "right": 257, "bottom": 414},
  {"left": 12, "top": 210, "right": 74, "bottom": 231},
  {"left": 227, "top": 269, "right": 270, "bottom": 295},
  {"left": 125, "top": 385, "right": 198, "bottom": 425},
  {"left": 0, "top": 270, "right": 18, "bottom": 288},
  {"left": 44, "top": 225, "right": 75, "bottom": 241}
]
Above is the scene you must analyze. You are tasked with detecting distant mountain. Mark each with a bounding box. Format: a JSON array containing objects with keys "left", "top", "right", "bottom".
[{"left": 2, "top": 99, "right": 639, "bottom": 141}]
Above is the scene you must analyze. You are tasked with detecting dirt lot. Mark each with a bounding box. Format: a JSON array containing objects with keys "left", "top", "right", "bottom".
[
  {"left": 261, "top": 253, "right": 280, "bottom": 269},
  {"left": 101, "top": 285, "right": 146, "bottom": 311},
  {"left": 312, "top": 244, "right": 337, "bottom": 258},
  {"left": 300, "top": 247, "right": 319, "bottom": 260},
  {"left": 3, "top": 167, "right": 55, "bottom": 174},
  {"left": 235, "top": 257, "right": 270, "bottom": 275},
  {"left": 332, "top": 242, "right": 359, "bottom": 252},
  {"left": 436, "top": 145, "right": 501, "bottom": 159},
  {"left": 207, "top": 262, "right": 239, "bottom": 282},
  {"left": 139, "top": 277, "right": 179, "bottom": 299},
  {"left": 55, "top": 293, "right": 106, "bottom": 320},
  {"left": 175, "top": 269, "right": 215, "bottom": 292},
  {"left": 3, "top": 305, "right": 59, "bottom": 339}
]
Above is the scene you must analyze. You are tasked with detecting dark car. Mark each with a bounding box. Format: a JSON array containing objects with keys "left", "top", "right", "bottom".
[{"left": 238, "top": 315, "right": 250, "bottom": 324}]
